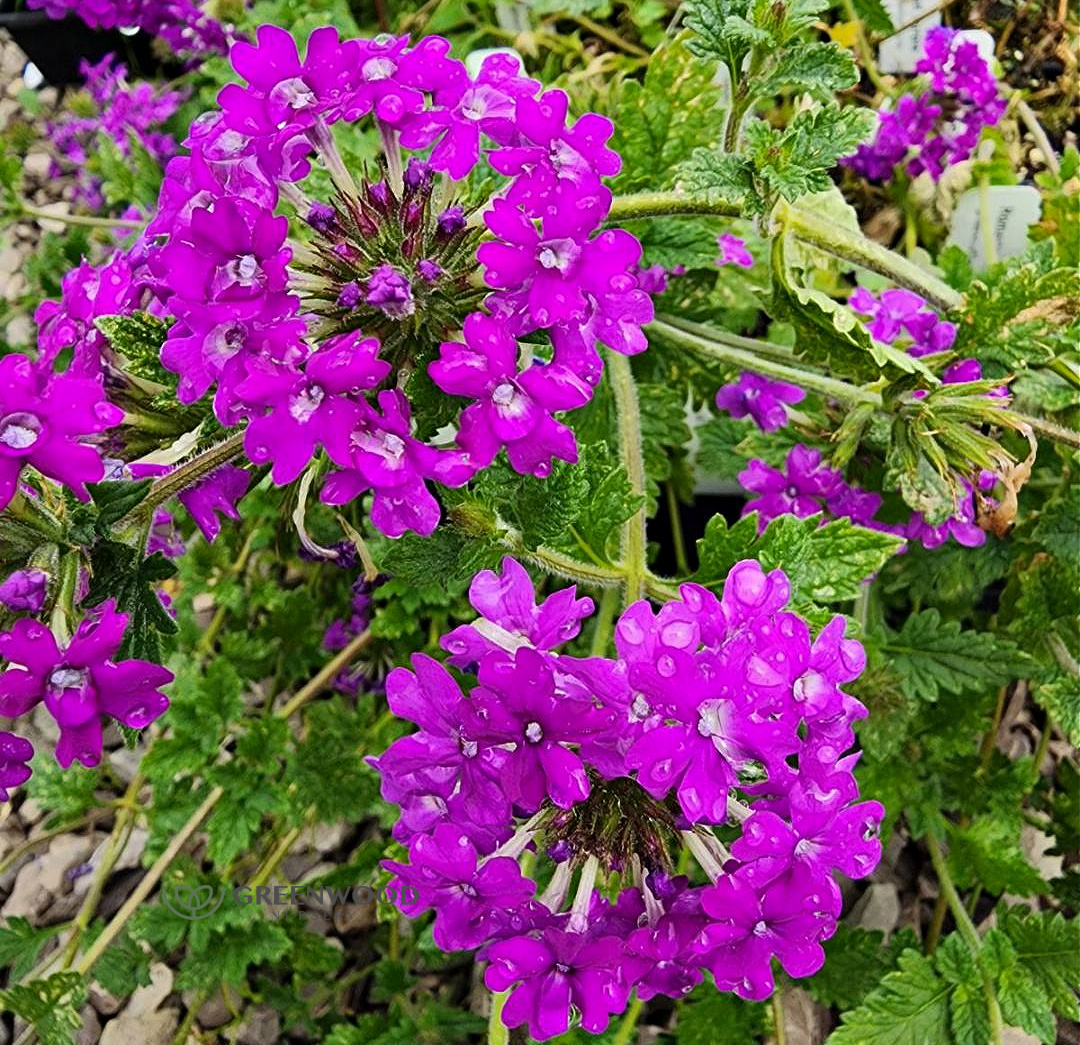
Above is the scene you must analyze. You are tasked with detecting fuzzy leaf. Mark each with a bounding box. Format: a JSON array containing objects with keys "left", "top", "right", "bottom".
[
  {"left": 0, "top": 919, "right": 63, "bottom": 982},
  {"left": 946, "top": 818, "right": 1049, "bottom": 897},
  {"left": 609, "top": 35, "right": 726, "bottom": 195},
  {"left": 676, "top": 983, "right": 767, "bottom": 1045},
  {"left": 882, "top": 609, "right": 1033, "bottom": 701},
  {"left": 0, "top": 972, "right": 87, "bottom": 1045},
  {"left": 998, "top": 907, "right": 1080, "bottom": 1019},
  {"left": 827, "top": 948, "right": 952, "bottom": 1045},
  {"left": 1032, "top": 672, "right": 1080, "bottom": 746},
  {"left": 757, "top": 42, "right": 860, "bottom": 97}
]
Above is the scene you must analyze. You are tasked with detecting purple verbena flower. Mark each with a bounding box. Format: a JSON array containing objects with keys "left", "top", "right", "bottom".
[
  {"left": 715, "top": 372, "right": 805, "bottom": 432},
  {"left": 0, "top": 570, "right": 49, "bottom": 613}
]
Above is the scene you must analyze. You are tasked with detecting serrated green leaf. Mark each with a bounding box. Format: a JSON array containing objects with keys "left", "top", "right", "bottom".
[
  {"left": 807, "top": 925, "right": 919, "bottom": 1011},
  {"left": 176, "top": 916, "right": 291, "bottom": 991},
  {"left": 851, "top": 0, "right": 894, "bottom": 34},
  {"left": 827, "top": 948, "right": 952, "bottom": 1045},
  {"left": 609, "top": 35, "right": 727, "bottom": 195},
  {"left": 999, "top": 907, "right": 1080, "bottom": 1019},
  {"left": 87, "top": 479, "right": 153, "bottom": 529},
  {"left": 694, "top": 512, "right": 902, "bottom": 606},
  {"left": 0, "top": 919, "right": 63, "bottom": 982},
  {"left": 946, "top": 818, "right": 1049, "bottom": 897},
  {"left": 0, "top": 972, "right": 87, "bottom": 1045},
  {"left": 997, "top": 963, "right": 1056, "bottom": 1043},
  {"left": 1032, "top": 672, "right": 1080, "bottom": 746},
  {"left": 1031, "top": 482, "right": 1080, "bottom": 563},
  {"left": 757, "top": 42, "right": 860, "bottom": 97},
  {"left": 882, "top": 609, "right": 1033, "bottom": 701}
]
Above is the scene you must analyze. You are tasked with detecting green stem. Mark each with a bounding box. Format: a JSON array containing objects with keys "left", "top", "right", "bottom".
[
  {"left": 499, "top": 529, "right": 624, "bottom": 589},
  {"left": 612, "top": 994, "right": 644, "bottom": 1045},
  {"left": 926, "top": 833, "right": 1004, "bottom": 1045},
  {"left": 978, "top": 172, "right": 998, "bottom": 268},
  {"left": 772, "top": 989, "right": 788, "bottom": 1045},
  {"left": 659, "top": 314, "right": 807, "bottom": 368},
  {"left": 488, "top": 990, "right": 510, "bottom": 1045},
  {"left": 277, "top": 629, "right": 372, "bottom": 719},
  {"left": 75, "top": 785, "right": 225, "bottom": 976},
  {"left": 607, "top": 191, "right": 742, "bottom": 222},
  {"left": 113, "top": 431, "right": 246, "bottom": 531},
  {"left": 1018, "top": 412, "right": 1080, "bottom": 450},
  {"left": 1047, "top": 356, "right": 1080, "bottom": 390},
  {"left": 774, "top": 200, "right": 964, "bottom": 313},
  {"left": 665, "top": 482, "right": 690, "bottom": 576},
  {"left": 590, "top": 587, "right": 620, "bottom": 657},
  {"left": 608, "top": 352, "right": 648, "bottom": 603},
  {"left": 16, "top": 204, "right": 144, "bottom": 230},
  {"left": 651, "top": 319, "right": 881, "bottom": 406},
  {"left": 569, "top": 13, "right": 649, "bottom": 56}
]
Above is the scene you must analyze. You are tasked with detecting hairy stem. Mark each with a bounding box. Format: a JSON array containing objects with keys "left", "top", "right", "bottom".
[
  {"left": 113, "top": 431, "right": 246, "bottom": 531},
  {"left": 774, "top": 200, "right": 964, "bottom": 313},
  {"left": 651, "top": 318, "right": 882, "bottom": 406},
  {"left": 608, "top": 352, "right": 648, "bottom": 603},
  {"left": 612, "top": 994, "right": 644, "bottom": 1045},
  {"left": 488, "top": 990, "right": 510, "bottom": 1045},
  {"left": 926, "top": 833, "right": 1004, "bottom": 1045},
  {"left": 606, "top": 191, "right": 742, "bottom": 222}
]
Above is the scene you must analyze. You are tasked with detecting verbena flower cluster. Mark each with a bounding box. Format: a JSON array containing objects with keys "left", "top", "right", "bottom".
[
  {"left": 845, "top": 27, "right": 1005, "bottom": 182},
  {"left": 373, "top": 557, "right": 883, "bottom": 1039},
  {"left": 126, "top": 26, "right": 653, "bottom": 538},
  {"left": 27, "top": 0, "right": 236, "bottom": 56},
  {"left": 0, "top": 601, "right": 172, "bottom": 773},
  {"left": 719, "top": 284, "right": 1004, "bottom": 548},
  {"left": 46, "top": 54, "right": 186, "bottom": 210}
]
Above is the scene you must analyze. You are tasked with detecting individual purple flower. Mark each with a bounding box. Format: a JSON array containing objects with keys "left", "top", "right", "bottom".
[
  {"left": 321, "top": 390, "right": 475, "bottom": 538},
  {"left": 470, "top": 648, "right": 608, "bottom": 811},
  {"left": 177, "top": 465, "right": 249, "bottom": 543},
  {"left": 0, "top": 603, "right": 172, "bottom": 768},
  {"left": 906, "top": 482, "right": 987, "bottom": 549},
  {"left": 0, "top": 570, "right": 49, "bottom": 613},
  {"left": 147, "top": 510, "right": 185, "bottom": 559},
  {"left": 0, "top": 354, "right": 122, "bottom": 511},
  {"left": 483, "top": 927, "right": 630, "bottom": 1040},
  {"left": 716, "top": 233, "right": 753, "bottom": 268},
  {"left": 0, "top": 731, "right": 34, "bottom": 801},
  {"left": 399, "top": 52, "right": 539, "bottom": 179},
  {"left": 738, "top": 446, "right": 843, "bottom": 529},
  {"left": 715, "top": 372, "right": 805, "bottom": 432},
  {"left": 384, "top": 823, "right": 535, "bottom": 949},
  {"left": 696, "top": 864, "right": 839, "bottom": 1000},
  {"left": 441, "top": 556, "right": 595, "bottom": 669},
  {"left": 431, "top": 314, "right": 589, "bottom": 477},
  {"left": 240, "top": 332, "right": 390, "bottom": 485}
]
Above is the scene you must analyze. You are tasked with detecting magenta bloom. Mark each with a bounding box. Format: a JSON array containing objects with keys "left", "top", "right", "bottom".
[
  {"left": 697, "top": 864, "right": 839, "bottom": 1000},
  {"left": 431, "top": 314, "right": 589, "bottom": 477},
  {"left": 0, "top": 603, "right": 172, "bottom": 768},
  {"left": 484, "top": 927, "right": 630, "bottom": 1040},
  {"left": 0, "top": 731, "right": 34, "bottom": 801},
  {"left": 240, "top": 332, "right": 390, "bottom": 485},
  {"left": 0, "top": 354, "right": 122, "bottom": 511},
  {"left": 384, "top": 824, "right": 535, "bottom": 949},
  {"left": 716, "top": 233, "right": 753, "bottom": 268},
  {"left": 365, "top": 264, "right": 415, "bottom": 319},
  {"left": 322, "top": 390, "right": 475, "bottom": 538},
  {"left": 0, "top": 569, "right": 49, "bottom": 613},
  {"left": 177, "top": 465, "right": 250, "bottom": 543},
  {"left": 738, "top": 445, "right": 843, "bottom": 528},
  {"left": 715, "top": 372, "right": 805, "bottom": 432}
]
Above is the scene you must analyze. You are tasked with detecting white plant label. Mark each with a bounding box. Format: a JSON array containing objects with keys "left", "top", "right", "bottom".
[
  {"left": 947, "top": 185, "right": 1042, "bottom": 271},
  {"left": 878, "top": 0, "right": 941, "bottom": 74}
]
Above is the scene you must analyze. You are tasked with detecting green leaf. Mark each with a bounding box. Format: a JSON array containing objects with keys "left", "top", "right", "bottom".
[
  {"left": 87, "top": 479, "right": 153, "bottom": 529},
  {"left": 609, "top": 35, "right": 727, "bottom": 195},
  {"left": 807, "top": 925, "right": 920, "bottom": 1012},
  {"left": 0, "top": 972, "right": 87, "bottom": 1045},
  {"left": 176, "top": 915, "right": 291, "bottom": 991},
  {"left": 694, "top": 512, "right": 903, "bottom": 606},
  {"left": 1031, "top": 481, "right": 1080, "bottom": 563},
  {"left": 25, "top": 757, "right": 102, "bottom": 828},
  {"left": 946, "top": 818, "right": 1049, "bottom": 897},
  {"left": 683, "top": 0, "right": 755, "bottom": 70},
  {"left": 882, "top": 609, "right": 1034, "bottom": 701},
  {"left": 90, "top": 926, "right": 153, "bottom": 999},
  {"left": 850, "top": 0, "right": 894, "bottom": 34},
  {"left": 378, "top": 525, "right": 499, "bottom": 595},
  {"left": 1033, "top": 672, "right": 1080, "bottom": 746},
  {"left": 999, "top": 907, "right": 1080, "bottom": 1019},
  {"left": 676, "top": 981, "right": 767, "bottom": 1045},
  {"left": 997, "top": 963, "right": 1056, "bottom": 1043},
  {"left": 673, "top": 148, "right": 755, "bottom": 212},
  {"left": 827, "top": 949, "right": 952, "bottom": 1045},
  {"left": 747, "top": 106, "right": 875, "bottom": 203},
  {"left": 0, "top": 919, "right": 63, "bottom": 982},
  {"left": 757, "top": 42, "right": 860, "bottom": 97},
  {"left": 83, "top": 542, "right": 178, "bottom": 661},
  {"left": 94, "top": 313, "right": 173, "bottom": 384}
]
